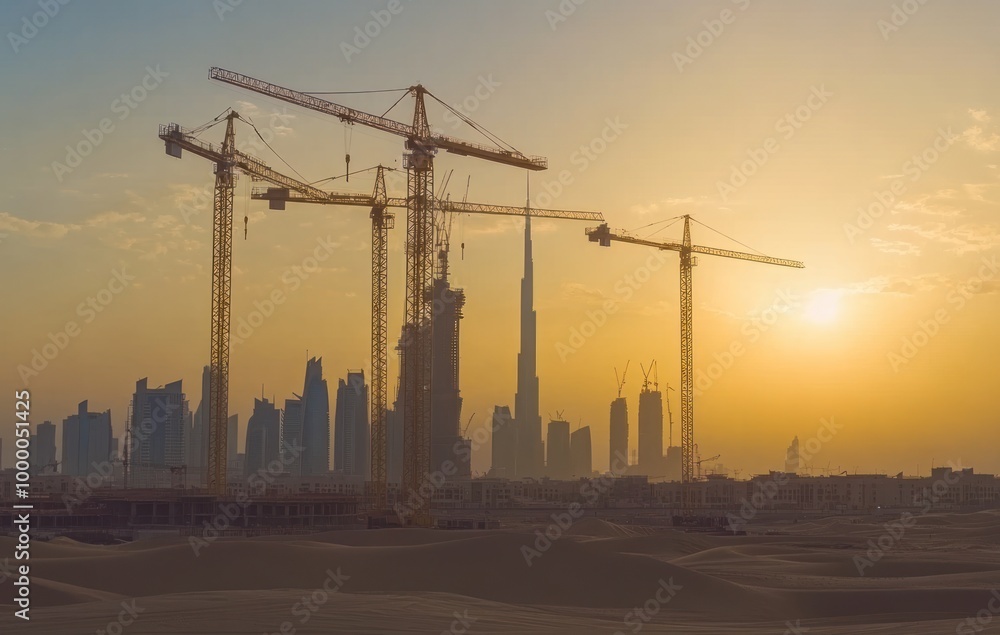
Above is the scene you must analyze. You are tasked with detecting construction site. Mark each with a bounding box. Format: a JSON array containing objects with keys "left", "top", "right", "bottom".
[
  {"left": 7, "top": 5, "right": 1000, "bottom": 633},
  {"left": 7, "top": 65, "right": 995, "bottom": 534}
]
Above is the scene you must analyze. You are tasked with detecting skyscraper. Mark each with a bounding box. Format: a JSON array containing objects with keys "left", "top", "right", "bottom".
[
  {"left": 514, "top": 213, "right": 542, "bottom": 478},
  {"left": 490, "top": 405, "right": 516, "bottom": 478},
  {"left": 244, "top": 397, "right": 281, "bottom": 477},
  {"left": 300, "top": 357, "right": 330, "bottom": 476},
  {"left": 34, "top": 421, "right": 57, "bottom": 474},
  {"left": 188, "top": 365, "right": 211, "bottom": 486},
  {"left": 609, "top": 396, "right": 629, "bottom": 473},
  {"left": 334, "top": 370, "right": 370, "bottom": 478},
  {"left": 785, "top": 436, "right": 800, "bottom": 474},
  {"left": 281, "top": 398, "right": 303, "bottom": 477},
  {"left": 61, "top": 401, "right": 113, "bottom": 477},
  {"left": 430, "top": 262, "right": 468, "bottom": 478},
  {"left": 570, "top": 426, "right": 593, "bottom": 478},
  {"left": 227, "top": 414, "right": 239, "bottom": 469},
  {"left": 638, "top": 383, "right": 664, "bottom": 477},
  {"left": 546, "top": 419, "right": 571, "bottom": 480},
  {"left": 386, "top": 326, "right": 411, "bottom": 485},
  {"left": 386, "top": 405, "right": 403, "bottom": 484},
  {"left": 131, "top": 379, "right": 187, "bottom": 487}
]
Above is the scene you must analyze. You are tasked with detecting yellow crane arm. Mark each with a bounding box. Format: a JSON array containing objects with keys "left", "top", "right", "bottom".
[{"left": 209, "top": 67, "right": 547, "bottom": 171}]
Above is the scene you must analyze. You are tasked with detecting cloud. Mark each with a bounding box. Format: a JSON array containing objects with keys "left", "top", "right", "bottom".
[
  {"left": 86, "top": 211, "right": 146, "bottom": 227},
  {"left": 559, "top": 282, "right": 607, "bottom": 305},
  {"left": 630, "top": 196, "right": 717, "bottom": 217},
  {"left": 888, "top": 221, "right": 1000, "bottom": 254},
  {"left": 969, "top": 109, "right": 991, "bottom": 124},
  {"left": 870, "top": 237, "right": 920, "bottom": 256},
  {"left": 842, "top": 274, "right": 946, "bottom": 296},
  {"left": 235, "top": 100, "right": 295, "bottom": 137},
  {"left": 0, "top": 211, "right": 79, "bottom": 238},
  {"left": 963, "top": 125, "right": 1000, "bottom": 152}
]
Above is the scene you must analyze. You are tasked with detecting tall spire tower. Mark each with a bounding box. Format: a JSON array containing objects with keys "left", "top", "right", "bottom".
[{"left": 514, "top": 178, "right": 542, "bottom": 477}]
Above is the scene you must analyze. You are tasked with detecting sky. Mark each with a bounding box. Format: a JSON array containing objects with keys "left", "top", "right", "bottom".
[{"left": 2, "top": 0, "right": 999, "bottom": 477}]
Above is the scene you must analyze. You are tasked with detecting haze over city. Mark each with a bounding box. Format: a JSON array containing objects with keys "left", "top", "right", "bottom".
[
  {"left": 3, "top": 0, "right": 998, "bottom": 478},
  {"left": 2, "top": 2, "right": 1000, "bottom": 634}
]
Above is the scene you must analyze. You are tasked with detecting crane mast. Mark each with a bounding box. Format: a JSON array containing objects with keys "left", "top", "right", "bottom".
[
  {"left": 160, "top": 113, "right": 396, "bottom": 496},
  {"left": 587, "top": 215, "right": 804, "bottom": 500},
  {"left": 207, "top": 113, "right": 237, "bottom": 496},
  {"left": 254, "top": 177, "right": 604, "bottom": 513},
  {"left": 680, "top": 217, "right": 694, "bottom": 485},
  {"left": 369, "top": 167, "right": 391, "bottom": 512},
  {"left": 209, "top": 68, "right": 547, "bottom": 527}
]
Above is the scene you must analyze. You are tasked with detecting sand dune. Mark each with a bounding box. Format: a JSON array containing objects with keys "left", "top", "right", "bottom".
[{"left": 1, "top": 511, "right": 998, "bottom": 633}]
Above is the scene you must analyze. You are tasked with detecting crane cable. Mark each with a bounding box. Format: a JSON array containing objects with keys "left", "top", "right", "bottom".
[
  {"left": 303, "top": 87, "right": 410, "bottom": 95},
  {"left": 241, "top": 117, "right": 310, "bottom": 184},
  {"left": 187, "top": 107, "right": 233, "bottom": 137},
  {"left": 379, "top": 90, "right": 411, "bottom": 119},
  {"left": 311, "top": 164, "right": 395, "bottom": 186},
  {"left": 426, "top": 91, "right": 521, "bottom": 154},
  {"left": 689, "top": 217, "right": 767, "bottom": 256}
]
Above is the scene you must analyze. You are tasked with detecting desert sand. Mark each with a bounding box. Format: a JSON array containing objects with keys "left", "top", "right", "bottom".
[{"left": 1, "top": 510, "right": 999, "bottom": 634}]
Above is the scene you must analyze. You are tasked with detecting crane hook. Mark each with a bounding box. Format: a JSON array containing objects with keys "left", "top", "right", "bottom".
[
  {"left": 345, "top": 153, "right": 350, "bottom": 182},
  {"left": 244, "top": 214, "right": 248, "bottom": 240}
]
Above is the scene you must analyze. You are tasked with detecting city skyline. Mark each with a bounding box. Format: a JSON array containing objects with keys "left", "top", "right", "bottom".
[{"left": 3, "top": 1, "right": 1000, "bottom": 480}]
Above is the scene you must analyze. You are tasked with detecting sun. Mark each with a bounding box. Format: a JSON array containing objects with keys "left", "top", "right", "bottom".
[{"left": 804, "top": 290, "right": 841, "bottom": 325}]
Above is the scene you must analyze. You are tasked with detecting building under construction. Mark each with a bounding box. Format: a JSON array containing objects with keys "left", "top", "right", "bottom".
[
  {"left": 637, "top": 373, "right": 664, "bottom": 478},
  {"left": 430, "top": 262, "right": 470, "bottom": 478}
]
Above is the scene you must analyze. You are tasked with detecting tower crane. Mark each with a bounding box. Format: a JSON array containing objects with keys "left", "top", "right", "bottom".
[
  {"left": 158, "top": 111, "right": 395, "bottom": 495},
  {"left": 587, "top": 215, "right": 804, "bottom": 489},
  {"left": 664, "top": 384, "right": 675, "bottom": 448},
  {"left": 255, "top": 175, "right": 604, "bottom": 510},
  {"left": 614, "top": 361, "right": 629, "bottom": 399},
  {"left": 695, "top": 453, "right": 721, "bottom": 480},
  {"left": 616, "top": 362, "right": 629, "bottom": 397},
  {"left": 209, "top": 68, "right": 547, "bottom": 525}
]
